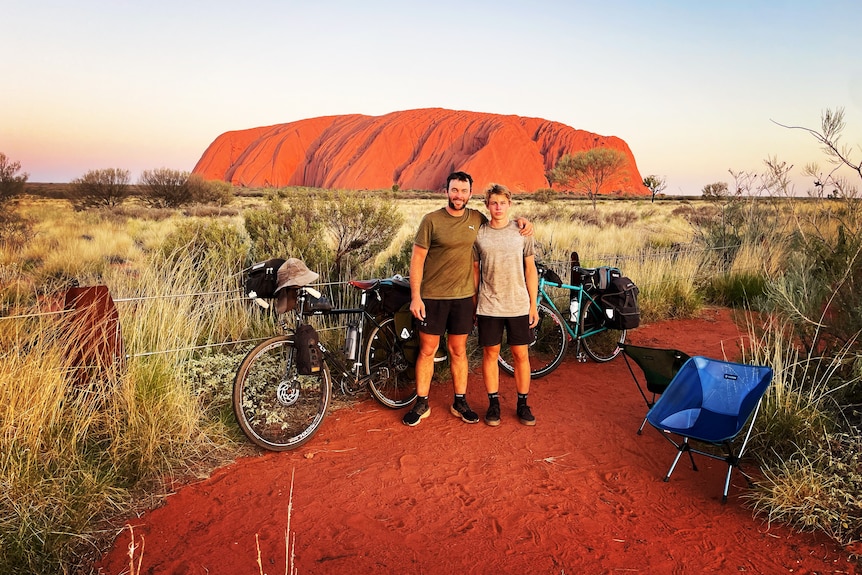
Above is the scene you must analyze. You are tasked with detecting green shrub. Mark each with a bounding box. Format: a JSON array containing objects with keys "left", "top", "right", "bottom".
[
  {"left": 157, "top": 219, "right": 249, "bottom": 289},
  {"left": 702, "top": 271, "right": 768, "bottom": 307},
  {"left": 0, "top": 152, "right": 28, "bottom": 204},
  {"left": 243, "top": 193, "right": 330, "bottom": 272},
  {"left": 138, "top": 168, "right": 191, "bottom": 208},
  {"left": 186, "top": 174, "right": 234, "bottom": 206},
  {"left": 243, "top": 192, "right": 403, "bottom": 285},
  {"left": 748, "top": 432, "right": 862, "bottom": 547},
  {"left": 532, "top": 188, "right": 557, "bottom": 203},
  {"left": 68, "top": 168, "right": 131, "bottom": 209}
]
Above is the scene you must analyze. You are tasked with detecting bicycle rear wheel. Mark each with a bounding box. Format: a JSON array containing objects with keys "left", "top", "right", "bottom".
[
  {"left": 365, "top": 317, "right": 417, "bottom": 409},
  {"left": 498, "top": 301, "right": 568, "bottom": 379},
  {"left": 233, "top": 335, "right": 331, "bottom": 451},
  {"left": 580, "top": 301, "right": 626, "bottom": 362}
]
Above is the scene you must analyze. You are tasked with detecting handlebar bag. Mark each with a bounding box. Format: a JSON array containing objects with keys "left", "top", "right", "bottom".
[{"left": 244, "top": 258, "right": 286, "bottom": 299}]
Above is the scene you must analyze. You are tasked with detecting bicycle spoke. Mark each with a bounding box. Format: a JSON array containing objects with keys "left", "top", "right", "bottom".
[
  {"left": 233, "top": 337, "right": 331, "bottom": 451},
  {"left": 366, "top": 317, "right": 417, "bottom": 409},
  {"left": 581, "top": 302, "right": 626, "bottom": 362},
  {"left": 498, "top": 302, "right": 568, "bottom": 379}
]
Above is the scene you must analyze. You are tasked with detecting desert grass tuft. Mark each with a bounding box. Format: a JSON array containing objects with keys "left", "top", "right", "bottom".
[{"left": 742, "top": 314, "right": 862, "bottom": 546}]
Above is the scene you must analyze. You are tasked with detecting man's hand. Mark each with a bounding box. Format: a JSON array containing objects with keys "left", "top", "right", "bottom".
[
  {"left": 529, "top": 306, "right": 539, "bottom": 328},
  {"left": 515, "top": 216, "right": 534, "bottom": 236},
  {"left": 410, "top": 297, "right": 426, "bottom": 321}
]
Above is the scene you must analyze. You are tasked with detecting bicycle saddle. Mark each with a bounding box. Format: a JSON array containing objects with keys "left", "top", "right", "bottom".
[
  {"left": 349, "top": 278, "right": 380, "bottom": 290},
  {"left": 349, "top": 274, "right": 410, "bottom": 291}
]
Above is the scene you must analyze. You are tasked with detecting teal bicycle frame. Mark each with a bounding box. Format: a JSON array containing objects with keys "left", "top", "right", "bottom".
[{"left": 497, "top": 262, "right": 627, "bottom": 378}]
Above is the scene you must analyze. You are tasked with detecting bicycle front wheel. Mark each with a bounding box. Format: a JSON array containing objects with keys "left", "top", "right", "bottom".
[
  {"left": 233, "top": 336, "right": 331, "bottom": 451},
  {"left": 498, "top": 301, "right": 569, "bottom": 379},
  {"left": 365, "top": 317, "right": 417, "bottom": 409},
  {"left": 580, "top": 302, "right": 626, "bottom": 362}
]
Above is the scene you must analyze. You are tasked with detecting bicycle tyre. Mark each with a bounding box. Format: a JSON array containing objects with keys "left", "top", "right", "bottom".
[
  {"left": 580, "top": 301, "right": 626, "bottom": 362},
  {"left": 365, "top": 317, "right": 418, "bottom": 409},
  {"left": 233, "top": 335, "right": 331, "bottom": 451},
  {"left": 498, "top": 301, "right": 568, "bottom": 379}
]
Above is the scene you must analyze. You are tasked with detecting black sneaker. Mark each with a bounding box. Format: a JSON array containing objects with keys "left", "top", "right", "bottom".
[
  {"left": 484, "top": 403, "right": 501, "bottom": 427},
  {"left": 450, "top": 400, "right": 479, "bottom": 424},
  {"left": 402, "top": 402, "right": 430, "bottom": 427},
  {"left": 517, "top": 404, "right": 536, "bottom": 426}
]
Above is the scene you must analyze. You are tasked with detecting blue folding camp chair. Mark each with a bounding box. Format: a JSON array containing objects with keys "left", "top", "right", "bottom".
[
  {"left": 646, "top": 356, "right": 773, "bottom": 502},
  {"left": 621, "top": 343, "right": 691, "bottom": 434}
]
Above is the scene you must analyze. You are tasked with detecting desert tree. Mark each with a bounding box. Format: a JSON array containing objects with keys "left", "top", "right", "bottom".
[
  {"left": 0, "top": 153, "right": 31, "bottom": 247},
  {"left": 69, "top": 168, "right": 131, "bottom": 209},
  {"left": 773, "top": 107, "right": 860, "bottom": 201},
  {"left": 642, "top": 174, "right": 667, "bottom": 203},
  {"left": 547, "top": 147, "right": 627, "bottom": 209},
  {"left": 701, "top": 181, "right": 729, "bottom": 200},
  {"left": 0, "top": 152, "right": 28, "bottom": 205},
  {"left": 138, "top": 168, "right": 191, "bottom": 208},
  {"left": 327, "top": 191, "right": 403, "bottom": 281}
]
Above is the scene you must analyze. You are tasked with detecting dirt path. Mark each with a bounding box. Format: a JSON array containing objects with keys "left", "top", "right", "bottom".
[{"left": 95, "top": 308, "right": 858, "bottom": 574}]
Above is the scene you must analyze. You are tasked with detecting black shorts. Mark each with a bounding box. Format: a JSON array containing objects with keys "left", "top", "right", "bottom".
[
  {"left": 477, "top": 315, "right": 532, "bottom": 347},
  {"left": 418, "top": 297, "right": 475, "bottom": 336}
]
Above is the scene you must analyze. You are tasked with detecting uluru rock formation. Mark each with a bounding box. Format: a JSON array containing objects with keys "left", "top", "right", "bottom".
[{"left": 193, "top": 108, "right": 645, "bottom": 195}]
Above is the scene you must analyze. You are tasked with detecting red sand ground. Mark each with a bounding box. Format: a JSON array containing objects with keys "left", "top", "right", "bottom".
[{"left": 95, "top": 308, "right": 858, "bottom": 574}]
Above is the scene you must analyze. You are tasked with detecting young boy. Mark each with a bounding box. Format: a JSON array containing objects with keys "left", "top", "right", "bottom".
[{"left": 472, "top": 184, "right": 539, "bottom": 426}]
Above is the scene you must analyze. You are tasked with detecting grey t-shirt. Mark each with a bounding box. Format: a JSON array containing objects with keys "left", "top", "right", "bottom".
[{"left": 473, "top": 221, "right": 535, "bottom": 317}]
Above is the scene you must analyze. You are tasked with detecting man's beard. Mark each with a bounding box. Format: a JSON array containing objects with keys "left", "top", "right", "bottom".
[{"left": 448, "top": 197, "right": 468, "bottom": 211}]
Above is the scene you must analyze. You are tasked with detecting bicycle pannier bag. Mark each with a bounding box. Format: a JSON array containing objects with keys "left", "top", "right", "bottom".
[
  {"left": 244, "top": 258, "right": 286, "bottom": 299},
  {"left": 596, "top": 266, "right": 622, "bottom": 291},
  {"left": 294, "top": 324, "right": 322, "bottom": 375},
  {"left": 394, "top": 308, "right": 415, "bottom": 341},
  {"left": 600, "top": 276, "right": 641, "bottom": 329},
  {"left": 368, "top": 277, "right": 412, "bottom": 316}
]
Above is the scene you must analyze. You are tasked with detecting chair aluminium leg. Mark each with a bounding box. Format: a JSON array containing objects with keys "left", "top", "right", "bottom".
[
  {"left": 637, "top": 415, "right": 649, "bottom": 435},
  {"left": 664, "top": 438, "right": 698, "bottom": 482},
  {"left": 722, "top": 465, "right": 733, "bottom": 504}
]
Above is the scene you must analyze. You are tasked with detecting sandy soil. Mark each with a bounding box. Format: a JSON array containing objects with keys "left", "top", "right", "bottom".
[{"left": 95, "top": 308, "right": 858, "bottom": 575}]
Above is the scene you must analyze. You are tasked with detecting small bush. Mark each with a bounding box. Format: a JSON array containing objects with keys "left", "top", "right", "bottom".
[
  {"left": 157, "top": 219, "right": 249, "bottom": 288},
  {"left": 532, "top": 188, "right": 557, "bottom": 203},
  {"left": 0, "top": 152, "right": 28, "bottom": 204},
  {"left": 139, "top": 168, "right": 191, "bottom": 208},
  {"left": 604, "top": 208, "right": 638, "bottom": 228},
  {"left": 703, "top": 271, "right": 768, "bottom": 307},
  {"left": 243, "top": 191, "right": 403, "bottom": 284},
  {"left": 570, "top": 209, "right": 600, "bottom": 227},
  {"left": 748, "top": 432, "right": 862, "bottom": 547},
  {"left": 186, "top": 174, "right": 234, "bottom": 206},
  {"left": 68, "top": 168, "right": 131, "bottom": 209},
  {"left": 0, "top": 209, "right": 31, "bottom": 250}
]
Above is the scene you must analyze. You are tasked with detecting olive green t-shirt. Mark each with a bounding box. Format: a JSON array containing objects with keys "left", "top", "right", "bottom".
[{"left": 414, "top": 207, "right": 488, "bottom": 300}]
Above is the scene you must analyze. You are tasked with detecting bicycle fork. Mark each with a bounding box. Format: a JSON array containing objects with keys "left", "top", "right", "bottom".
[{"left": 574, "top": 338, "right": 588, "bottom": 363}]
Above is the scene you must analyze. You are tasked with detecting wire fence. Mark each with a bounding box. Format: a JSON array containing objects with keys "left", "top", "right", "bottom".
[{"left": 0, "top": 242, "right": 752, "bottom": 358}]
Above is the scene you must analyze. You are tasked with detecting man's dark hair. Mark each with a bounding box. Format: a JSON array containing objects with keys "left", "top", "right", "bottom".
[{"left": 446, "top": 171, "right": 473, "bottom": 191}]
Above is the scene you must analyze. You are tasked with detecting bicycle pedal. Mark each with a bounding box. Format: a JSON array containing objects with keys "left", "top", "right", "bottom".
[{"left": 577, "top": 353, "right": 588, "bottom": 363}]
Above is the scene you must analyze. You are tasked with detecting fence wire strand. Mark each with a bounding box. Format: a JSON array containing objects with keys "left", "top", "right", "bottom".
[{"left": 1, "top": 243, "right": 749, "bottom": 357}]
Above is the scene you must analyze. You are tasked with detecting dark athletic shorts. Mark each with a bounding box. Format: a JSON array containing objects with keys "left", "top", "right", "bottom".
[
  {"left": 477, "top": 315, "right": 532, "bottom": 347},
  {"left": 418, "top": 297, "right": 475, "bottom": 336}
]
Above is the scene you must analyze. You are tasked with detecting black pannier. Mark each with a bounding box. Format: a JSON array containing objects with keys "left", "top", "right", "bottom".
[
  {"left": 367, "top": 276, "right": 412, "bottom": 315},
  {"left": 600, "top": 276, "right": 641, "bottom": 330},
  {"left": 294, "top": 323, "right": 322, "bottom": 375},
  {"left": 244, "top": 258, "right": 286, "bottom": 299}
]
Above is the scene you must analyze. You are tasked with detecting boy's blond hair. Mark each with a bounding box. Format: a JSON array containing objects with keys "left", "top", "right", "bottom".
[{"left": 484, "top": 183, "right": 512, "bottom": 205}]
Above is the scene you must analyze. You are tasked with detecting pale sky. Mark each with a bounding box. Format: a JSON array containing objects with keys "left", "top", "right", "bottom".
[{"left": 3, "top": 0, "right": 861, "bottom": 194}]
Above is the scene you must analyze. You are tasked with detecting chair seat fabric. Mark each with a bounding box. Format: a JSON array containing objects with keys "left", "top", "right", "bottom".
[{"left": 647, "top": 356, "right": 773, "bottom": 443}]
